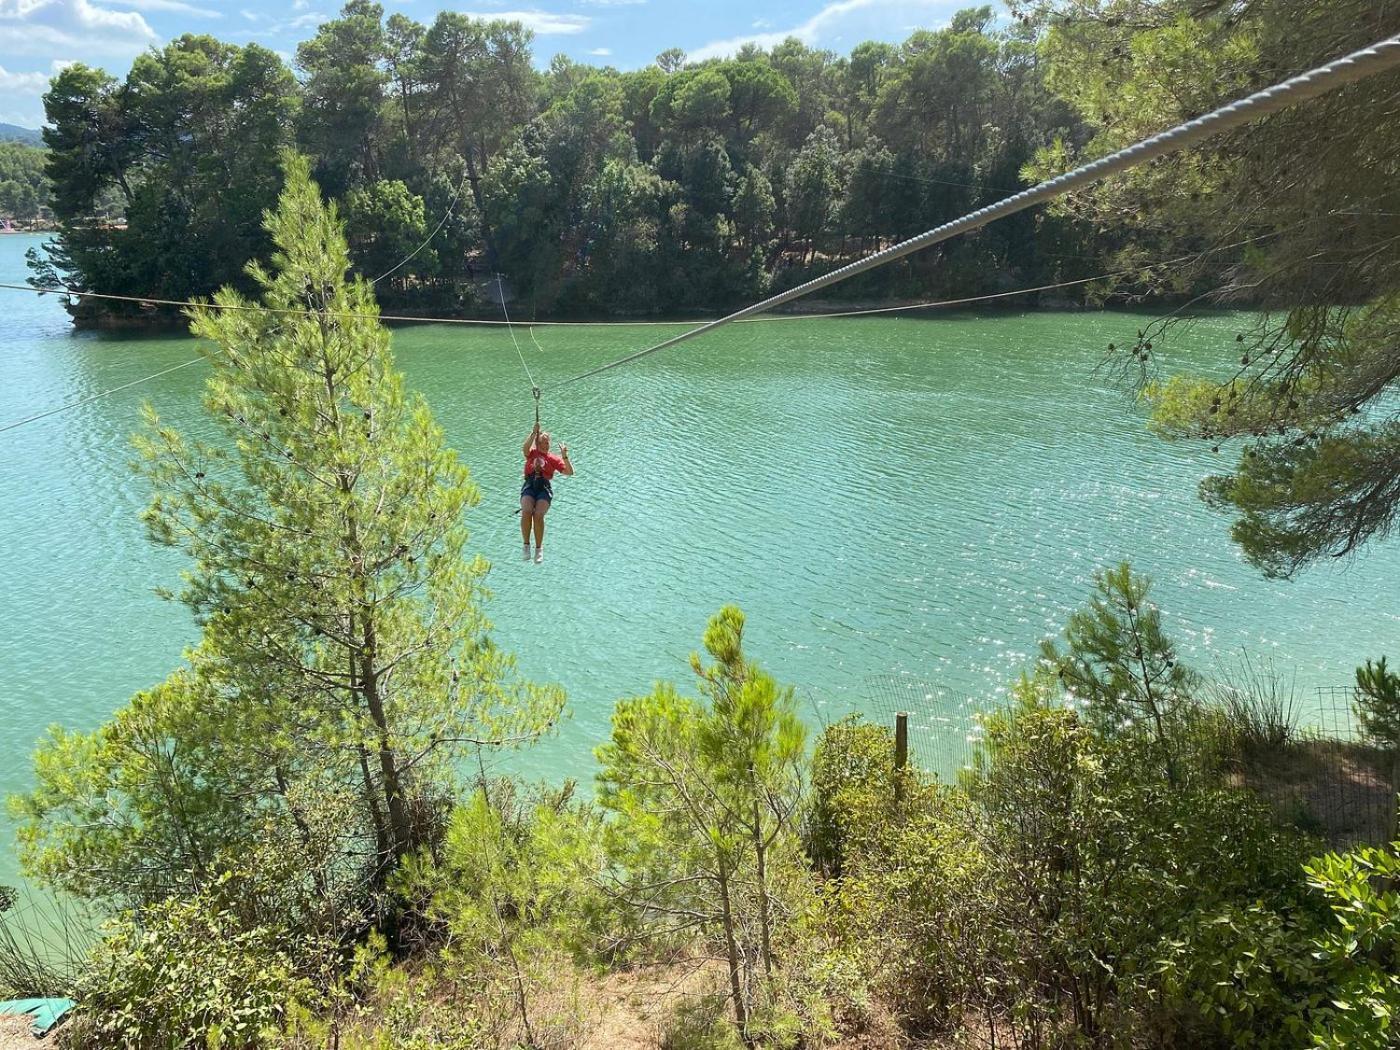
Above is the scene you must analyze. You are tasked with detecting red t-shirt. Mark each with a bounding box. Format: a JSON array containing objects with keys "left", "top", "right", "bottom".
[{"left": 524, "top": 448, "right": 566, "bottom": 481}]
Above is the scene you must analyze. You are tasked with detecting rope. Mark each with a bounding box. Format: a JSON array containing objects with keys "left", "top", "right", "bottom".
[
  {"left": 0, "top": 352, "right": 216, "bottom": 436},
  {"left": 0, "top": 247, "right": 1253, "bottom": 331},
  {"left": 5, "top": 277, "right": 1130, "bottom": 328},
  {"left": 368, "top": 163, "right": 471, "bottom": 286},
  {"left": 0, "top": 230, "right": 1311, "bottom": 437},
  {"left": 494, "top": 273, "right": 537, "bottom": 395},
  {"left": 547, "top": 32, "right": 1400, "bottom": 391}
]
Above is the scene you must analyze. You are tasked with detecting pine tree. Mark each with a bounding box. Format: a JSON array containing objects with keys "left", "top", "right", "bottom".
[
  {"left": 596, "top": 606, "right": 806, "bottom": 1034},
  {"left": 16, "top": 155, "right": 563, "bottom": 915},
  {"left": 1039, "top": 562, "right": 1197, "bottom": 784}
]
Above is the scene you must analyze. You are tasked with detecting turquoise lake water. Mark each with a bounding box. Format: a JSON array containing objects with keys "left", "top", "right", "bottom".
[{"left": 2, "top": 231, "right": 1396, "bottom": 892}]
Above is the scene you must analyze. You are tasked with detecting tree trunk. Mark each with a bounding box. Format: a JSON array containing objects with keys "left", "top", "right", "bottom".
[
  {"left": 397, "top": 82, "right": 415, "bottom": 158},
  {"left": 752, "top": 797, "right": 774, "bottom": 980},
  {"left": 462, "top": 144, "right": 499, "bottom": 271},
  {"left": 716, "top": 865, "right": 749, "bottom": 1035},
  {"left": 360, "top": 616, "right": 413, "bottom": 858},
  {"left": 358, "top": 743, "right": 390, "bottom": 866}
]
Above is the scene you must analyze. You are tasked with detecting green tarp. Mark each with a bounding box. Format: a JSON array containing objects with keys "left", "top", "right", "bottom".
[{"left": 0, "top": 998, "right": 75, "bottom": 1037}]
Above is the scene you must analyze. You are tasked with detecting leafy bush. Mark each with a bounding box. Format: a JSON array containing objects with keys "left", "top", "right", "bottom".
[
  {"left": 1304, "top": 843, "right": 1400, "bottom": 1049},
  {"left": 1153, "top": 842, "right": 1400, "bottom": 1049},
  {"left": 73, "top": 875, "right": 317, "bottom": 1049},
  {"left": 289, "top": 949, "right": 486, "bottom": 1050},
  {"left": 807, "top": 716, "right": 991, "bottom": 1033},
  {"left": 804, "top": 714, "right": 899, "bottom": 878},
  {"left": 658, "top": 995, "right": 747, "bottom": 1050},
  {"left": 1152, "top": 900, "right": 1326, "bottom": 1048},
  {"left": 958, "top": 683, "right": 1314, "bottom": 1047}
]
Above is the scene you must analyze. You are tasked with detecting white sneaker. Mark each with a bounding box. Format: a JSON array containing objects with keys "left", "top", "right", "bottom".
[
  {"left": 522, "top": 543, "right": 531, "bottom": 562},
  {"left": 534, "top": 548, "right": 544, "bottom": 564}
]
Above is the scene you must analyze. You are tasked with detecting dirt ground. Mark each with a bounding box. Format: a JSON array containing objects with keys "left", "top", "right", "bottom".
[
  {"left": 581, "top": 960, "right": 721, "bottom": 1049},
  {"left": 0, "top": 1015, "right": 40, "bottom": 1050},
  {"left": 577, "top": 961, "right": 920, "bottom": 1049},
  {"left": 1235, "top": 737, "right": 1396, "bottom": 847}
]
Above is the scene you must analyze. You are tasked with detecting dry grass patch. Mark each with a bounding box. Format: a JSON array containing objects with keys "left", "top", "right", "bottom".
[{"left": 1232, "top": 735, "right": 1394, "bottom": 847}]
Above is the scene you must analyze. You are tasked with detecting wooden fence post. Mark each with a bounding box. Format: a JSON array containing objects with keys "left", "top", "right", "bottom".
[{"left": 894, "top": 712, "right": 909, "bottom": 801}]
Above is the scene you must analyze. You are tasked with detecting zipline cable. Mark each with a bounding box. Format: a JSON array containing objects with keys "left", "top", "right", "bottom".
[{"left": 547, "top": 32, "right": 1400, "bottom": 392}]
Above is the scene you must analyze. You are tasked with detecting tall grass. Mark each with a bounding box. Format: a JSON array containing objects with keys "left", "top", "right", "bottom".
[
  {"left": 1209, "top": 652, "right": 1304, "bottom": 756},
  {"left": 0, "top": 885, "right": 91, "bottom": 998}
]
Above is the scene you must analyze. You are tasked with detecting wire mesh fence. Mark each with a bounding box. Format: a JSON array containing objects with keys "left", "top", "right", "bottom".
[
  {"left": 862, "top": 674, "right": 990, "bottom": 782},
  {"left": 813, "top": 677, "right": 1397, "bottom": 849},
  {"left": 1232, "top": 685, "right": 1397, "bottom": 849}
]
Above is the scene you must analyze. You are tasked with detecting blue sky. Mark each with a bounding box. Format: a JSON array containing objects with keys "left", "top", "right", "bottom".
[{"left": 0, "top": 0, "right": 971, "bottom": 128}]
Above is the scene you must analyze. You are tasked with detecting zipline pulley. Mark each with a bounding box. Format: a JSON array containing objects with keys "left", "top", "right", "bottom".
[{"left": 532, "top": 386, "right": 541, "bottom": 428}]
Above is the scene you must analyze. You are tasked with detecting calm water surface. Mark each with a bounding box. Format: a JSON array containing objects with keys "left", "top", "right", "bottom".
[{"left": 2, "top": 232, "right": 1396, "bottom": 888}]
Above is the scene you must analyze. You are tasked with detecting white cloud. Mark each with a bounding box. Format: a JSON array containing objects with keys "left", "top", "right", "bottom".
[
  {"left": 0, "top": 0, "right": 156, "bottom": 59},
  {"left": 460, "top": 9, "right": 591, "bottom": 34},
  {"left": 587, "top": 46, "right": 611, "bottom": 56},
  {"left": 578, "top": 0, "right": 646, "bottom": 6},
  {"left": 284, "top": 10, "right": 325, "bottom": 30},
  {"left": 688, "top": 0, "right": 962, "bottom": 62},
  {"left": 103, "top": 0, "right": 221, "bottom": 16},
  {"left": 0, "top": 59, "right": 74, "bottom": 127},
  {"left": 0, "top": 65, "right": 50, "bottom": 95}
]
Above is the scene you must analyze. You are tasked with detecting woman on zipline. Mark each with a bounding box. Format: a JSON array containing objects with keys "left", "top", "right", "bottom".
[{"left": 521, "top": 419, "right": 573, "bottom": 564}]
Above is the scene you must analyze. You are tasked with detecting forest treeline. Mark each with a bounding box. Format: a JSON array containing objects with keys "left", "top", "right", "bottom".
[
  {"left": 33, "top": 2, "right": 1130, "bottom": 326},
  {"left": 0, "top": 142, "right": 47, "bottom": 221}
]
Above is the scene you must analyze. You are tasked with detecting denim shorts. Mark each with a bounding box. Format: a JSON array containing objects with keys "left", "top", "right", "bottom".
[{"left": 521, "top": 475, "right": 553, "bottom": 503}]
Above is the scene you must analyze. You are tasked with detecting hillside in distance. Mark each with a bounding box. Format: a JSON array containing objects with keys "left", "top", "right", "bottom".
[{"left": 0, "top": 123, "right": 42, "bottom": 146}]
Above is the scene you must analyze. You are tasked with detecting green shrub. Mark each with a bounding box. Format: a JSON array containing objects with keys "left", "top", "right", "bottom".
[
  {"left": 1304, "top": 843, "right": 1400, "bottom": 1049},
  {"left": 1152, "top": 842, "right": 1400, "bottom": 1049},
  {"left": 393, "top": 780, "right": 604, "bottom": 1050},
  {"left": 804, "top": 715, "right": 899, "bottom": 878},
  {"left": 807, "top": 716, "right": 991, "bottom": 1033},
  {"left": 1152, "top": 900, "right": 1325, "bottom": 1048},
  {"left": 960, "top": 684, "right": 1315, "bottom": 1046},
  {"left": 73, "top": 875, "right": 316, "bottom": 1049}
]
